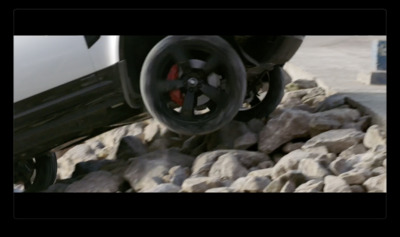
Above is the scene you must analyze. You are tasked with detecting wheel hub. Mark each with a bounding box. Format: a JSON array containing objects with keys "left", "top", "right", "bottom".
[{"left": 187, "top": 77, "right": 199, "bottom": 88}]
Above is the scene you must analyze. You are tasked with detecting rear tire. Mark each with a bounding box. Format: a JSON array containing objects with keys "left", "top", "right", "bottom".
[
  {"left": 24, "top": 152, "right": 57, "bottom": 192},
  {"left": 235, "top": 66, "right": 285, "bottom": 122}
]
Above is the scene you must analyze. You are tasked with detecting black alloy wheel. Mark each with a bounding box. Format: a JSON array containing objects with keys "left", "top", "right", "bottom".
[{"left": 140, "top": 36, "right": 247, "bottom": 135}]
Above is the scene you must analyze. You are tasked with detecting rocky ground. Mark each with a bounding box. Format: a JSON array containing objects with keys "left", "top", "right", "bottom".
[{"left": 40, "top": 79, "right": 387, "bottom": 193}]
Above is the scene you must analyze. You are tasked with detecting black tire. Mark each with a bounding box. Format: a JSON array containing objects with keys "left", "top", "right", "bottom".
[
  {"left": 24, "top": 152, "right": 57, "bottom": 192},
  {"left": 235, "top": 66, "right": 285, "bottom": 122},
  {"left": 140, "top": 36, "right": 247, "bottom": 135}
]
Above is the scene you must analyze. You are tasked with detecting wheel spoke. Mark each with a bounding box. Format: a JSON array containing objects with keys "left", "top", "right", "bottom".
[
  {"left": 171, "top": 47, "right": 192, "bottom": 74},
  {"left": 202, "top": 55, "right": 220, "bottom": 76},
  {"left": 158, "top": 79, "right": 185, "bottom": 93},
  {"left": 181, "top": 90, "right": 196, "bottom": 118},
  {"left": 200, "top": 84, "right": 225, "bottom": 104}
]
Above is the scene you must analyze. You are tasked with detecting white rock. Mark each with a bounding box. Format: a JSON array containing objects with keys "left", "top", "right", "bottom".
[
  {"left": 264, "top": 171, "right": 307, "bottom": 192},
  {"left": 230, "top": 176, "right": 271, "bottom": 192},
  {"left": 302, "top": 145, "right": 329, "bottom": 155},
  {"left": 143, "top": 119, "right": 160, "bottom": 143},
  {"left": 302, "top": 129, "right": 365, "bottom": 154},
  {"left": 205, "top": 187, "right": 234, "bottom": 193},
  {"left": 363, "top": 174, "right": 386, "bottom": 192},
  {"left": 272, "top": 149, "right": 319, "bottom": 179},
  {"left": 298, "top": 158, "right": 330, "bottom": 179},
  {"left": 208, "top": 153, "right": 248, "bottom": 181},
  {"left": 295, "top": 180, "right": 324, "bottom": 192},
  {"left": 323, "top": 175, "right": 352, "bottom": 192},
  {"left": 363, "top": 125, "right": 386, "bottom": 149},
  {"left": 248, "top": 168, "right": 274, "bottom": 178},
  {"left": 191, "top": 150, "right": 228, "bottom": 177},
  {"left": 181, "top": 177, "right": 221, "bottom": 192},
  {"left": 57, "top": 144, "right": 97, "bottom": 180},
  {"left": 258, "top": 109, "right": 313, "bottom": 154},
  {"left": 339, "top": 169, "right": 368, "bottom": 185},
  {"left": 142, "top": 183, "right": 181, "bottom": 193}
]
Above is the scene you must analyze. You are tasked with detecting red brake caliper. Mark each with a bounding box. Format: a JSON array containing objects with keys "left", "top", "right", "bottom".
[{"left": 167, "top": 64, "right": 184, "bottom": 106}]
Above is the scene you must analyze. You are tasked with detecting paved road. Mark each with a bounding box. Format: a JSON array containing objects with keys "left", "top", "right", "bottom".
[{"left": 284, "top": 35, "right": 387, "bottom": 130}]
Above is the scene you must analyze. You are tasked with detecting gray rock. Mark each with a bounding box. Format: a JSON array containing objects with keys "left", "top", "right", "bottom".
[
  {"left": 259, "top": 109, "right": 313, "bottom": 154},
  {"left": 142, "top": 183, "right": 181, "bottom": 193},
  {"left": 44, "top": 183, "right": 69, "bottom": 193},
  {"left": 315, "top": 94, "right": 347, "bottom": 112},
  {"left": 123, "top": 149, "right": 195, "bottom": 191},
  {"left": 257, "top": 160, "right": 274, "bottom": 169},
  {"left": 314, "top": 108, "right": 361, "bottom": 124},
  {"left": 282, "top": 142, "right": 305, "bottom": 154},
  {"left": 294, "top": 180, "right": 324, "bottom": 192},
  {"left": 181, "top": 177, "right": 222, "bottom": 192},
  {"left": 272, "top": 149, "right": 318, "bottom": 179},
  {"left": 338, "top": 144, "right": 367, "bottom": 160},
  {"left": 329, "top": 158, "right": 353, "bottom": 176},
  {"left": 383, "top": 159, "right": 386, "bottom": 168},
  {"left": 115, "top": 136, "right": 148, "bottom": 160},
  {"left": 65, "top": 171, "right": 123, "bottom": 192},
  {"left": 148, "top": 138, "right": 169, "bottom": 151},
  {"left": 364, "top": 174, "right": 386, "bottom": 192},
  {"left": 363, "top": 125, "right": 386, "bottom": 149},
  {"left": 205, "top": 187, "right": 234, "bottom": 193},
  {"left": 180, "top": 135, "right": 206, "bottom": 156},
  {"left": 339, "top": 169, "right": 368, "bottom": 185},
  {"left": 350, "top": 185, "right": 366, "bottom": 193},
  {"left": 209, "top": 153, "right": 249, "bottom": 181},
  {"left": 323, "top": 175, "right": 352, "bottom": 192},
  {"left": 298, "top": 158, "right": 330, "bottom": 179},
  {"left": 302, "top": 129, "right": 365, "bottom": 154},
  {"left": 206, "top": 120, "right": 252, "bottom": 150},
  {"left": 234, "top": 132, "right": 258, "bottom": 150},
  {"left": 71, "top": 159, "right": 114, "bottom": 178},
  {"left": 309, "top": 116, "right": 342, "bottom": 137},
  {"left": 280, "top": 89, "right": 309, "bottom": 109},
  {"left": 248, "top": 168, "right": 274, "bottom": 178},
  {"left": 230, "top": 176, "right": 271, "bottom": 192},
  {"left": 168, "top": 166, "right": 190, "bottom": 186},
  {"left": 247, "top": 118, "right": 265, "bottom": 134},
  {"left": 280, "top": 180, "right": 297, "bottom": 193},
  {"left": 342, "top": 116, "right": 371, "bottom": 132}
]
